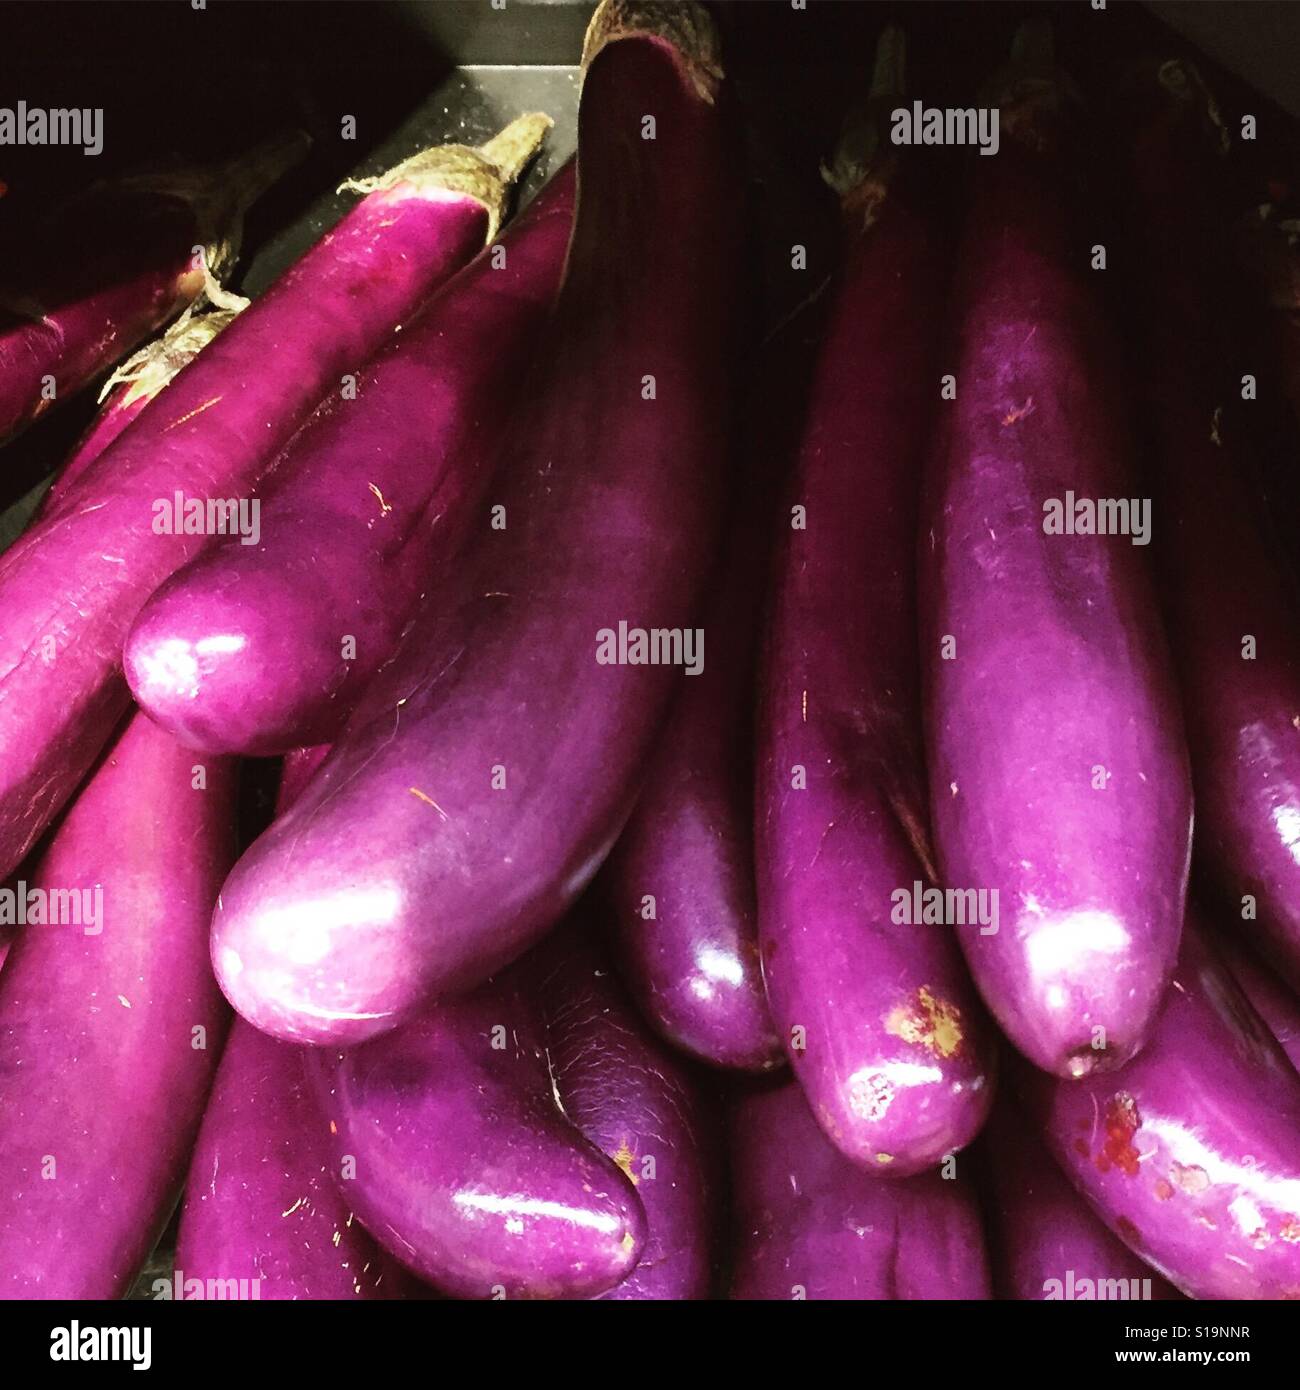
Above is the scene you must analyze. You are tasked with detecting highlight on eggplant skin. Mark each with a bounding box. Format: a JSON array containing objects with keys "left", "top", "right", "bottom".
[{"left": 5, "top": 0, "right": 1300, "bottom": 1308}]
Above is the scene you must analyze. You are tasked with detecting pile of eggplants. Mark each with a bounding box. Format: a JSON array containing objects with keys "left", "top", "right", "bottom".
[{"left": 5, "top": 0, "right": 1300, "bottom": 1302}]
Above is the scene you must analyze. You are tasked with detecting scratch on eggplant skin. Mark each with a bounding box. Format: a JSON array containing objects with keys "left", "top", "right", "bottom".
[
  {"left": 368, "top": 483, "right": 392, "bottom": 515},
  {"left": 408, "top": 786, "right": 448, "bottom": 820},
  {"left": 164, "top": 395, "right": 223, "bottom": 430},
  {"left": 1001, "top": 397, "right": 1036, "bottom": 426},
  {"left": 885, "top": 986, "right": 963, "bottom": 1059}
]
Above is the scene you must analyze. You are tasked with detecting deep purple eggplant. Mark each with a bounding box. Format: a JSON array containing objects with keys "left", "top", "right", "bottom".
[
  {"left": 124, "top": 163, "right": 576, "bottom": 756},
  {"left": 1215, "top": 931, "right": 1300, "bottom": 1072},
  {"left": 305, "top": 969, "right": 646, "bottom": 1300},
  {"left": 756, "top": 28, "right": 992, "bottom": 1174},
  {"left": 1021, "top": 917, "right": 1300, "bottom": 1300},
  {"left": 533, "top": 919, "right": 717, "bottom": 1299},
  {"left": 920, "top": 30, "right": 1191, "bottom": 1077},
  {"left": 729, "top": 1076, "right": 990, "bottom": 1300},
  {"left": 0, "top": 116, "right": 548, "bottom": 883},
  {"left": 0, "top": 131, "right": 304, "bottom": 446},
  {"left": 210, "top": 0, "right": 741, "bottom": 1045},
  {"left": 0, "top": 714, "right": 235, "bottom": 1298},
  {"left": 1120, "top": 59, "right": 1300, "bottom": 998},
  {"left": 982, "top": 1092, "right": 1179, "bottom": 1300}
]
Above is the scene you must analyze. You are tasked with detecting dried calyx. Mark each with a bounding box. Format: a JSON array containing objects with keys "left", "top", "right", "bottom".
[{"left": 581, "top": 0, "right": 723, "bottom": 105}]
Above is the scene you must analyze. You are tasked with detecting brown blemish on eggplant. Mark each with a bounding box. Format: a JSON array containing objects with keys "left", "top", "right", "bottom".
[
  {"left": 874, "top": 1153, "right": 894, "bottom": 1166},
  {"left": 1170, "top": 1161, "right": 1209, "bottom": 1195},
  {"left": 848, "top": 1070, "right": 894, "bottom": 1122},
  {"left": 611, "top": 1137, "right": 639, "bottom": 1186},
  {"left": 1095, "top": 1093, "right": 1141, "bottom": 1177},
  {"left": 1279, "top": 1217, "right": 1300, "bottom": 1243},
  {"left": 408, "top": 786, "right": 449, "bottom": 820},
  {"left": 1115, "top": 1215, "right": 1141, "bottom": 1245},
  {"left": 1001, "top": 396, "right": 1036, "bottom": 426},
  {"left": 885, "top": 986, "right": 963, "bottom": 1058},
  {"left": 164, "top": 395, "right": 223, "bottom": 430},
  {"left": 1154, "top": 1178, "right": 1174, "bottom": 1201},
  {"left": 1073, "top": 1138, "right": 1088, "bottom": 1158}
]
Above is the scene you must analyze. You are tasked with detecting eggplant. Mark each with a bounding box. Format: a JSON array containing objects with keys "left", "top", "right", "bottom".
[
  {"left": 124, "top": 163, "right": 575, "bottom": 755},
  {"left": 729, "top": 1076, "right": 990, "bottom": 1300},
  {"left": 533, "top": 919, "right": 718, "bottom": 1299},
  {"left": 0, "top": 116, "right": 548, "bottom": 883},
  {"left": 0, "top": 130, "right": 304, "bottom": 446},
  {"left": 757, "top": 27, "right": 993, "bottom": 1172},
  {"left": 1021, "top": 917, "right": 1300, "bottom": 1300},
  {"left": 920, "top": 27, "right": 1191, "bottom": 1077},
  {"left": 982, "top": 1092, "right": 1179, "bottom": 1300},
  {"left": 304, "top": 969, "right": 646, "bottom": 1300},
  {"left": 209, "top": 0, "right": 742, "bottom": 1045},
  {"left": 1215, "top": 931, "right": 1300, "bottom": 1072},
  {"left": 0, "top": 714, "right": 235, "bottom": 1298}
]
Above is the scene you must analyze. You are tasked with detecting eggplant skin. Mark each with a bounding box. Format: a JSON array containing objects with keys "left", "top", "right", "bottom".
[
  {"left": 729, "top": 1077, "right": 991, "bottom": 1301},
  {"left": 921, "top": 95, "right": 1191, "bottom": 1079},
  {"left": 533, "top": 920, "right": 720, "bottom": 1299},
  {"left": 1021, "top": 918, "right": 1300, "bottom": 1300},
  {"left": 210, "top": 17, "right": 742, "bottom": 1045},
  {"left": 982, "top": 1091, "right": 1180, "bottom": 1301},
  {"left": 304, "top": 974, "right": 647, "bottom": 1301},
  {"left": 0, "top": 714, "right": 235, "bottom": 1299}
]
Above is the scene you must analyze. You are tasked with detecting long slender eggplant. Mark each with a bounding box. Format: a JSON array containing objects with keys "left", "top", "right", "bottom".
[
  {"left": 729, "top": 1077, "right": 990, "bottom": 1300},
  {"left": 173, "top": 744, "right": 414, "bottom": 1301},
  {"left": 210, "top": 0, "right": 741, "bottom": 1045},
  {"left": 0, "top": 130, "right": 304, "bottom": 446},
  {"left": 920, "top": 27, "right": 1191, "bottom": 1077},
  {"left": 1021, "top": 917, "right": 1300, "bottom": 1300},
  {"left": 305, "top": 970, "right": 646, "bottom": 1300},
  {"left": 982, "top": 1092, "right": 1179, "bottom": 1300},
  {"left": 0, "top": 714, "right": 235, "bottom": 1298},
  {"left": 124, "top": 165, "right": 576, "bottom": 755},
  {"left": 0, "top": 116, "right": 548, "bottom": 883},
  {"left": 1120, "top": 59, "right": 1300, "bottom": 996},
  {"left": 533, "top": 919, "right": 717, "bottom": 1299},
  {"left": 756, "top": 28, "right": 992, "bottom": 1174}
]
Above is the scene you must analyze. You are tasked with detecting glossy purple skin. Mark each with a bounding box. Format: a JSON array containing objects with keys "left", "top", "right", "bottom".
[
  {"left": 211, "top": 30, "right": 740, "bottom": 1045},
  {"left": 534, "top": 923, "right": 718, "bottom": 1299},
  {"left": 174, "top": 743, "right": 413, "bottom": 1301},
  {"left": 125, "top": 166, "right": 576, "bottom": 757},
  {"left": 1020, "top": 920, "right": 1300, "bottom": 1299},
  {"left": 1122, "top": 81, "right": 1300, "bottom": 1000},
  {"left": 729, "top": 1077, "right": 991, "bottom": 1300},
  {"left": 920, "top": 95, "right": 1191, "bottom": 1079},
  {"left": 176, "top": 1021, "right": 415, "bottom": 1300},
  {"left": 305, "top": 973, "right": 647, "bottom": 1300},
  {"left": 0, "top": 713, "right": 235, "bottom": 1299},
  {"left": 0, "top": 170, "right": 491, "bottom": 884},
  {"left": 757, "top": 172, "right": 994, "bottom": 1174},
  {"left": 1216, "top": 934, "right": 1300, "bottom": 1073},
  {"left": 982, "top": 1093, "right": 1179, "bottom": 1301},
  {"left": 0, "top": 134, "right": 302, "bottom": 447},
  {"left": 604, "top": 500, "right": 781, "bottom": 1073}
]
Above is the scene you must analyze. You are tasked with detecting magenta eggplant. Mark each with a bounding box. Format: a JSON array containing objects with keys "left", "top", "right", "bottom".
[
  {"left": 124, "top": 163, "right": 575, "bottom": 756},
  {"left": 1215, "top": 932, "right": 1300, "bottom": 1072},
  {"left": 209, "top": 2, "right": 740, "bottom": 1045},
  {"left": 920, "top": 57, "right": 1191, "bottom": 1077},
  {"left": 729, "top": 1077, "right": 990, "bottom": 1300},
  {"left": 0, "top": 713, "right": 235, "bottom": 1298},
  {"left": 305, "top": 971, "right": 646, "bottom": 1300},
  {"left": 1120, "top": 61, "right": 1300, "bottom": 998},
  {"left": 0, "top": 131, "right": 304, "bottom": 446},
  {"left": 0, "top": 117, "right": 547, "bottom": 884},
  {"left": 605, "top": 495, "right": 780, "bottom": 1073},
  {"left": 756, "top": 33, "right": 993, "bottom": 1175},
  {"left": 36, "top": 308, "right": 240, "bottom": 523},
  {"left": 533, "top": 922, "right": 717, "bottom": 1299},
  {"left": 982, "top": 1093, "right": 1179, "bottom": 1301},
  {"left": 1020, "top": 919, "right": 1300, "bottom": 1299}
]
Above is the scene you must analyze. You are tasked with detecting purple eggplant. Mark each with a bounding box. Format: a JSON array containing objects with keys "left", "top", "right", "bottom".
[
  {"left": 1215, "top": 931, "right": 1300, "bottom": 1073},
  {"left": 756, "top": 27, "right": 993, "bottom": 1173},
  {"left": 0, "top": 713, "right": 235, "bottom": 1298},
  {"left": 124, "top": 163, "right": 575, "bottom": 756},
  {"left": 0, "top": 116, "right": 548, "bottom": 884},
  {"left": 0, "top": 131, "right": 304, "bottom": 446},
  {"left": 209, "top": 0, "right": 741, "bottom": 1045},
  {"left": 1021, "top": 917, "right": 1300, "bottom": 1300},
  {"left": 920, "top": 28, "right": 1191, "bottom": 1077},
  {"left": 729, "top": 1076, "right": 991, "bottom": 1300},
  {"left": 305, "top": 970, "right": 646, "bottom": 1300},
  {"left": 533, "top": 920, "right": 718, "bottom": 1299}
]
